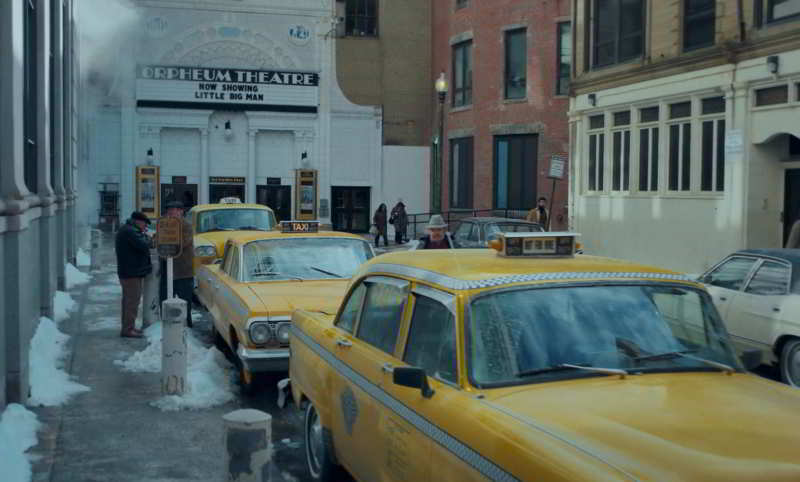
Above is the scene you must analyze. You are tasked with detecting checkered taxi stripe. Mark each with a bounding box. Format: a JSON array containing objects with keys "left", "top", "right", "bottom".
[{"left": 291, "top": 326, "right": 520, "bottom": 482}]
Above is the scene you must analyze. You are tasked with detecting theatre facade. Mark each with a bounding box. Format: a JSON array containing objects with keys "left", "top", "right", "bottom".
[{"left": 82, "top": 0, "right": 394, "bottom": 232}]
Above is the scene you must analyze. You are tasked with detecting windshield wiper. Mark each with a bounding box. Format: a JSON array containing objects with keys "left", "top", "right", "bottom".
[
  {"left": 251, "top": 272, "right": 305, "bottom": 281},
  {"left": 634, "top": 351, "right": 735, "bottom": 374},
  {"left": 309, "top": 266, "right": 343, "bottom": 278},
  {"left": 516, "top": 364, "right": 628, "bottom": 379}
]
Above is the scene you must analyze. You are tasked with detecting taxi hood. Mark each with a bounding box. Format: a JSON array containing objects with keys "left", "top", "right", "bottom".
[
  {"left": 485, "top": 373, "right": 800, "bottom": 480},
  {"left": 195, "top": 231, "right": 260, "bottom": 254},
  {"left": 247, "top": 280, "right": 348, "bottom": 317}
]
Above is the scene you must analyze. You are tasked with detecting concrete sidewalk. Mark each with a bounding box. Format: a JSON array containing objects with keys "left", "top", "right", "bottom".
[{"left": 29, "top": 233, "right": 298, "bottom": 482}]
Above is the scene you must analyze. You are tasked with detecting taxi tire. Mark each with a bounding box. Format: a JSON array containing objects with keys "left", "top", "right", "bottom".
[
  {"left": 779, "top": 339, "right": 800, "bottom": 387},
  {"left": 304, "top": 401, "right": 336, "bottom": 481}
]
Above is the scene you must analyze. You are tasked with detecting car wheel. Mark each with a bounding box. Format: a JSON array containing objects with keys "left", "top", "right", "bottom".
[
  {"left": 304, "top": 401, "right": 336, "bottom": 481},
  {"left": 780, "top": 339, "right": 800, "bottom": 388}
]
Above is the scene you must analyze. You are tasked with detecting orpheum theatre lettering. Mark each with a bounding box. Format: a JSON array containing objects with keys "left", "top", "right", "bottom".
[{"left": 136, "top": 65, "right": 320, "bottom": 110}]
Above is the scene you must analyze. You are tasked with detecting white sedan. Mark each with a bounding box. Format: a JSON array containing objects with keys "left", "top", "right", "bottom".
[{"left": 699, "top": 249, "right": 800, "bottom": 386}]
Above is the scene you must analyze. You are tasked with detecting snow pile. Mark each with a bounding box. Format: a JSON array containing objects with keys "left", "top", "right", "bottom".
[
  {"left": 114, "top": 323, "right": 235, "bottom": 411},
  {"left": 53, "top": 291, "right": 77, "bottom": 323},
  {"left": 66, "top": 263, "right": 91, "bottom": 289},
  {"left": 28, "top": 317, "right": 90, "bottom": 407},
  {"left": 0, "top": 403, "right": 41, "bottom": 482},
  {"left": 76, "top": 248, "right": 90, "bottom": 267}
]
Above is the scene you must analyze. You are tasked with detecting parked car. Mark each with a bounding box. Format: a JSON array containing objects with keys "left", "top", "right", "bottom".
[
  {"left": 452, "top": 216, "right": 544, "bottom": 248},
  {"left": 187, "top": 198, "right": 277, "bottom": 275},
  {"left": 195, "top": 221, "right": 374, "bottom": 392},
  {"left": 288, "top": 233, "right": 800, "bottom": 481},
  {"left": 698, "top": 249, "right": 800, "bottom": 386}
]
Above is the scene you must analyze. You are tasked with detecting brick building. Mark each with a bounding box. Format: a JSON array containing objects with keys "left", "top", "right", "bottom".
[
  {"left": 432, "top": 0, "right": 571, "bottom": 229},
  {"left": 569, "top": 0, "right": 800, "bottom": 272}
]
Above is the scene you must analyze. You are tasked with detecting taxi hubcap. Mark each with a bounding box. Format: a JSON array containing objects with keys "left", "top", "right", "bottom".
[{"left": 307, "top": 407, "right": 325, "bottom": 474}]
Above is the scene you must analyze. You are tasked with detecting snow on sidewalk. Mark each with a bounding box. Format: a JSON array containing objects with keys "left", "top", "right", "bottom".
[
  {"left": 65, "top": 262, "right": 91, "bottom": 289},
  {"left": 28, "top": 317, "right": 91, "bottom": 407},
  {"left": 53, "top": 290, "right": 77, "bottom": 324},
  {"left": 114, "top": 323, "right": 236, "bottom": 411},
  {"left": 76, "top": 248, "right": 90, "bottom": 267},
  {"left": 0, "top": 403, "right": 41, "bottom": 482}
]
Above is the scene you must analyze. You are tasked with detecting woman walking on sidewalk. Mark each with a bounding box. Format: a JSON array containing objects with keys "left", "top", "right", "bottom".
[
  {"left": 114, "top": 211, "right": 153, "bottom": 338},
  {"left": 373, "top": 203, "right": 389, "bottom": 247},
  {"left": 390, "top": 199, "right": 408, "bottom": 244}
]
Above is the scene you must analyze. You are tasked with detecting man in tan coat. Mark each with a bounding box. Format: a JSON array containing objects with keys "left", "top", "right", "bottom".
[{"left": 159, "top": 200, "right": 195, "bottom": 327}]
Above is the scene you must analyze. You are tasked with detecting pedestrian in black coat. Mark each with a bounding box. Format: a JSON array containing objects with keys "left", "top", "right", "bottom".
[{"left": 115, "top": 212, "right": 153, "bottom": 338}]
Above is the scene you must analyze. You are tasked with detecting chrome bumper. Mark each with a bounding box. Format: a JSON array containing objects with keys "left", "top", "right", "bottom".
[{"left": 237, "top": 345, "right": 290, "bottom": 373}]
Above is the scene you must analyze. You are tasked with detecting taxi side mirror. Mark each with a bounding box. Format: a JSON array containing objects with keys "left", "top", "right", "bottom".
[
  {"left": 213, "top": 258, "right": 223, "bottom": 265},
  {"left": 740, "top": 349, "right": 762, "bottom": 371},
  {"left": 393, "top": 367, "right": 435, "bottom": 399}
]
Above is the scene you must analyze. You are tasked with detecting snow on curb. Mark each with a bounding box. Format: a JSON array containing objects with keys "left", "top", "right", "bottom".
[
  {"left": 76, "top": 248, "right": 90, "bottom": 267},
  {"left": 0, "top": 403, "right": 41, "bottom": 482},
  {"left": 53, "top": 291, "right": 77, "bottom": 324},
  {"left": 66, "top": 263, "right": 91, "bottom": 289},
  {"left": 114, "top": 323, "right": 236, "bottom": 411},
  {"left": 28, "top": 317, "right": 91, "bottom": 407}
]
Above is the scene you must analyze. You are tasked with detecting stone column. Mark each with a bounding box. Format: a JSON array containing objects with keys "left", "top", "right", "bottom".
[
  {"left": 200, "top": 128, "right": 209, "bottom": 204},
  {"left": 247, "top": 129, "right": 257, "bottom": 204}
]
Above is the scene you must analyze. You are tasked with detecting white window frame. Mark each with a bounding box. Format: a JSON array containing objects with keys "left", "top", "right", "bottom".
[
  {"left": 610, "top": 110, "right": 632, "bottom": 193},
  {"left": 666, "top": 99, "right": 694, "bottom": 193},
  {"left": 698, "top": 99, "right": 726, "bottom": 193},
  {"left": 585, "top": 113, "right": 607, "bottom": 193},
  {"left": 636, "top": 105, "right": 660, "bottom": 194}
]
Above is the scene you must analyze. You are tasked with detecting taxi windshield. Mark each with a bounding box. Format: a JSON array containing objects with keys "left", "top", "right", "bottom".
[
  {"left": 242, "top": 238, "right": 373, "bottom": 281},
  {"left": 196, "top": 209, "right": 275, "bottom": 233},
  {"left": 468, "top": 284, "right": 740, "bottom": 387}
]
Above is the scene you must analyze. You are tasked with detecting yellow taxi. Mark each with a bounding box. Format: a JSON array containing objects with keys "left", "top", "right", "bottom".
[
  {"left": 288, "top": 232, "right": 800, "bottom": 481},
  {"left": 188, "top": 198, "right": 278, "bottom": 274},
  {"left": 195, "top": 221, "right": 374, "bottom": 392}
]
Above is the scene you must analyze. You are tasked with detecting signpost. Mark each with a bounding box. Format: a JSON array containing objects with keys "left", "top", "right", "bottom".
[
  {"left": 156, "top": 216, "right": 186, "bottom": 396},
  {"left": 546, "top": 155, "right": 567, "bottom": 231}
]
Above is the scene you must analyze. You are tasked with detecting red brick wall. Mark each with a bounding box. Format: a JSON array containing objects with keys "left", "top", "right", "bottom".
[{"left": 432, "top": 0, "right": 571, "bottom": 230}]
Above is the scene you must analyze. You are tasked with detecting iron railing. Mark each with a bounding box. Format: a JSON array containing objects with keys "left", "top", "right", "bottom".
[{"left": 402, "top": 208, "right": 530, "bottom": 241}]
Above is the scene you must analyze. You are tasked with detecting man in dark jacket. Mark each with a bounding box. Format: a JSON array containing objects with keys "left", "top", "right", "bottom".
[
  {"left": 115, "top": 211, "right": 153, "bottom": 338},
  {"left": 159, "top": 201, "right": 194, "bottom": 326}
]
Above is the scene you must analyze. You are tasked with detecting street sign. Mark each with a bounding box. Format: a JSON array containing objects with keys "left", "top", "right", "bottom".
[
  {"left": 156, "top": 217, "right": 183, "bottom": 258},
  {"left": 548, "top": 155, "right": 566, "bottom": 180}
]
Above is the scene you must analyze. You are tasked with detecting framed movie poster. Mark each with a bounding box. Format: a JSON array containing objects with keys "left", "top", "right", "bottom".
[
  {"left": 294, "top": 169, "right": 317, "bottom": 220},
  {"left": 136, "top": 165, "right": 160, "bottom": 219}
]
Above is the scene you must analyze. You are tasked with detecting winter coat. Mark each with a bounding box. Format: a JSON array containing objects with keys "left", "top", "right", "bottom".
[
  {"left": 526, "top": 206, "right": 549, "bottom": 229},
  {"left": 390, "top": 203, "right": 408, "bottom": 231},
  {"left": 115, "top": 219, "right": 153, "bottom": 279},
  {"left": 373, "top": 209, "right": 388, "bottom": 235},
  {"left": 417, "top": 233, "right": 455, "bottom": 249},
  {"left": 787, "top": 220, "right": 800, "bottom": 249}
]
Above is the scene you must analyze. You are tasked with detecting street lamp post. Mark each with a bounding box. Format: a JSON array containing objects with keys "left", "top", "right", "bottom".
[{"left": 433, "top": 72, "right": 448, "bottom": 213}]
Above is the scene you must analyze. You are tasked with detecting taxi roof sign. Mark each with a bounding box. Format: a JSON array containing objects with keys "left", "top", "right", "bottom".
[
  {"left": 219, "top": 197, "right": 242, "bottom": 204},
  {"left": 280, "top": 220, "right": 320, "bottom": 234},
  {"left": 492, "top": 232, "right": 580, "bottom": 258}
]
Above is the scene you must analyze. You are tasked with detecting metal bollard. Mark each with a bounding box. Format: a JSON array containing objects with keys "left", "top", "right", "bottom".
[
  {"left": 161, "top": 297, "right": 188, "bottom": 396},
  {"left": 143, "top": 251, "right": 161, "bottom": 326},
  {"left": 223, "top": 409, "right": 273, "bottom": 482},
  {"left": 90, "top": 229, "right": 102, "bottom": 271}
]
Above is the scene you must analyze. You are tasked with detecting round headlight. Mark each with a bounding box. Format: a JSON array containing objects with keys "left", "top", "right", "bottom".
[
  {"left": 277, "top": 323, "right": 291, "bottom": 344},
  {"left": 194, "top": 245, "right": 217, "bottom": 257},
  {"left": 249, "top": 323, "right": 271, "bottom": 344}
]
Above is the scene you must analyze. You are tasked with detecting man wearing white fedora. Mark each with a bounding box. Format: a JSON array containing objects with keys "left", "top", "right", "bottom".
[{"left": 414, "top": 214, "right": 455, "bottom": 249}]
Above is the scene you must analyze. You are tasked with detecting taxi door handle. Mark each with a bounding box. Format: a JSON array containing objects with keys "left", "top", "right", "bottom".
[
  {"left": 335, "top": 338, "right": 352, "bottom": 348},
  {"left": 381, "top": 362, "right": 394, "bottom": 374},
  {"left": 773, "top": 307, "right": 781, "bottom": 313},
  {"left": 718, "top": 296, "right": 727, "bottom": 302}
]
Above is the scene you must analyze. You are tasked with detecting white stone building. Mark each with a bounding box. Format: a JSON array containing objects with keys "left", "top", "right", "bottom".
[
  {"left": 569, "top": 50, "right": 800, "bottom": 273},
  {"left": 1, "top": 0, "right": 80, "bottom": 408},
  {"left": 80, "top": 0, "right": 425, "bottom": 232}
]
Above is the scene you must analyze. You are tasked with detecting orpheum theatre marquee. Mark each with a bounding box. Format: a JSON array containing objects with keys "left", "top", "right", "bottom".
[
  {"left": 136, "top": 66, "right": 320, "bottom": 111},
  {"left": 82, "top": 0, "right": 390, "bottom": 233}
]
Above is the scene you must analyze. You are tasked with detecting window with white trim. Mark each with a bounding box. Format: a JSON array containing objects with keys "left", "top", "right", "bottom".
[
  {"left": 611, "top": 111, "right": 631, "bottom": 191},
  {"left": 668, "top": 101, "right": 692, "bottom": 192},
  {"left": 587, "top": 114, "right": 605, "bottom": 192},
  {"left": 638, "top": 106, "right": 660, "bottom": 192},
  {"left": 700, "top": 97, "right": 725, "bottom": 192}
]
